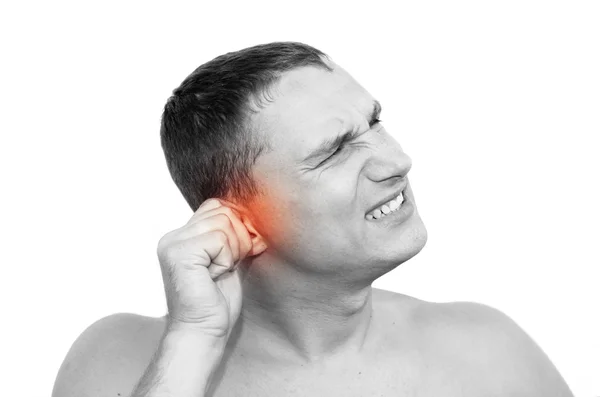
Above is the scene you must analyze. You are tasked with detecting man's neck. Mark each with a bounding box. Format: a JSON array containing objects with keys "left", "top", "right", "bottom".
[{"left": 232, "top": 257, "right": 375, "bottom": 367}]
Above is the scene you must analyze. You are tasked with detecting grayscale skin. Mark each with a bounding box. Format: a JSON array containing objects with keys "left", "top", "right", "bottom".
[{"left": 51, "top": 60, "right": 574, "bottom": 397}]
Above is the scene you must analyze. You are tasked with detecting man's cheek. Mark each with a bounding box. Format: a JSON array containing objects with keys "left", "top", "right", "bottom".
[{"left": 247, "top": 187, "right": 296, "bottom": 241}]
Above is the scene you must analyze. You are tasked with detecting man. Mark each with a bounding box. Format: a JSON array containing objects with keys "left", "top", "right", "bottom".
[{"left": 51, "top": 42, "right": 573, "bottom": 396}]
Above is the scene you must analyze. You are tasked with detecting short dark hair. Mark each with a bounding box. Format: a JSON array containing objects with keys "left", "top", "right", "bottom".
[{"left": 160, "top": 41, "right": 333, "bottom": 211}]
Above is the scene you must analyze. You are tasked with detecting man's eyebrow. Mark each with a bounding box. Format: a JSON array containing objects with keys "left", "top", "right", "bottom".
[{"left": 302, "top": 100, "right": 382, "bottom": 164}]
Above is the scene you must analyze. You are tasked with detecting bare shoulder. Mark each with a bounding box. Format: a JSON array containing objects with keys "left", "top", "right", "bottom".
[
  {"left": 52, "top": 313, "right": 168, "bottom": 397},
  {"left": 373, "top": 292, "right": 572, "bottom": 396},
  {"left": 413, "top": 300, "right": 574, "bottom": 396}
]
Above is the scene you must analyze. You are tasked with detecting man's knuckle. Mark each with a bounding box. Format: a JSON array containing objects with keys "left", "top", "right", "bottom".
[
  {"left": 216, "top": 213, "right": 234, "bottom": 227},
  {"left": 213, "top": 229, "right": 228, "bottom": 244},
  {"left": 221, "top": 206, "right": 235, "bottom": 218},
  {"left": 186, "top": 221, "right": 206, "bottom": 237}
]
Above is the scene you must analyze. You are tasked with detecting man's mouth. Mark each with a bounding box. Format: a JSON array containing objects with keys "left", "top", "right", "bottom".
[{"left": 365, "top": 190, "right": 405, "bottom": 220}]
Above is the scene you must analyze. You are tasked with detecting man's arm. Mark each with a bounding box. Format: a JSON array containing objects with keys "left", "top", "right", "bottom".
[
  {"left": 51, "top": 313, "right": 159, "bottom": 397},
  {"left": 51, "top": 313, "right": 226, "bottom": 397},
  {"left": 53, "top": 198, "right": 260, "bottom": 397},
  {"left": 129, "top": 322, "right": 227, "bottom": 397}
]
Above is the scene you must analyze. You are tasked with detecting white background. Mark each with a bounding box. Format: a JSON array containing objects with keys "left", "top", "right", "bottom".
[{"left": 1, "top": 1, "right": 598, "bottom": 396}]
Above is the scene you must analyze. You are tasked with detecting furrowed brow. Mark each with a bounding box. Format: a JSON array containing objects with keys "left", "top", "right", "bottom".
[
  {"left": 301, "top": 130, "right": 360, "bottom": 164},
  {"left": 301, "top": 100, "right": 382, "bottom": 164}
]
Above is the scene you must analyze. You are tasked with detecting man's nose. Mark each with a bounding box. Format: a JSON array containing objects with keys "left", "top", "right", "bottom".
[{"left": 364, "top": 134, "right": 412, "bottom": 182}]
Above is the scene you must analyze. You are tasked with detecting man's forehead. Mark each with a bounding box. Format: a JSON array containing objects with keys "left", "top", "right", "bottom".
[
  {"left": 252, "top": 65, "right": 375, "bottom": 141},
  {"left": 278, "top": 64, "right": 372, "bottom": 110}
]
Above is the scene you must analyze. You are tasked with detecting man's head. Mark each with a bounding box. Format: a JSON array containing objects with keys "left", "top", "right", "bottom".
[
  {"left": 161, "top": 42, "right": 332, "bottom": 211},
  {"left": 161, "top": 42, "right": 427, "bottom": 283}
]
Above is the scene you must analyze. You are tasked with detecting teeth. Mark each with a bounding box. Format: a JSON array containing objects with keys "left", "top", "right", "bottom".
[{"left": 366, "top": 191, "right": 405, "bottom": 220}]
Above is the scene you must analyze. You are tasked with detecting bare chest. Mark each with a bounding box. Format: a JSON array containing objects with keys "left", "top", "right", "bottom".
[
  {"left": 208, "top": 357, "right": 407, "bottom": 397},
  {"left": 206, "top": 345, "right": 490, "bottom": 397},
  {"left": 204, "top": 296, "right": 495, "bottom": 397}
]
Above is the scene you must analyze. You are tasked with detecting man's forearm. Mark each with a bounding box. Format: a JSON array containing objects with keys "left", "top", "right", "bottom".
[{"left": 130, "top": 326, "right": 227, "bottom": 397}]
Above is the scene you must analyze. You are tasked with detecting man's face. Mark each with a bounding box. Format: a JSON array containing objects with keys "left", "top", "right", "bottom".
[{"left": 247, "top": 63, "right": 427, "bottom": 279}]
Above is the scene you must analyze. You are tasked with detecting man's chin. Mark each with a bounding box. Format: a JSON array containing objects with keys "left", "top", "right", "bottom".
[
  {"left": 375, "top": 216, "right": 428, "bottom": 268},
  {"left": 398, "top": 214, "right": 428, "bottom": 258}
]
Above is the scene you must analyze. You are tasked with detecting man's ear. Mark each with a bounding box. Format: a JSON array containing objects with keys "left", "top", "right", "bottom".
[
  {"left": 220, "top": 197, "right": 267, "bottom": 256},
  {"left": 241, "top": 215, "right": 267, "bottom": 256}
]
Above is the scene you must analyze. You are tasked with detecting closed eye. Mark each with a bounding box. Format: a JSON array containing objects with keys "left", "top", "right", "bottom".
[
  {"left": 313, "top": 119, "right": 381, "bottom": 169},
  {"left": 330, "top": 145, "right": 344, "bottom": 157},
  {"left": 316, "top": 126, "right": 381, "bottom": 168},
  {"left": 317, "top": 145, "right": 344, "bottom": 166}
]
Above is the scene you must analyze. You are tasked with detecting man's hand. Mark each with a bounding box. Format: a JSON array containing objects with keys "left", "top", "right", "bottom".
[{"left": 157, "top": 198, "right": 253, "bottom": 339}]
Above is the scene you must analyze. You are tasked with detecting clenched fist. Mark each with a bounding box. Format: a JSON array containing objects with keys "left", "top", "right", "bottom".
[{"left": 156, "top": 198, "right": 264, "bottom": 339}]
